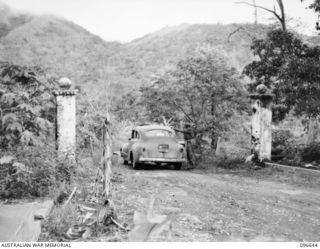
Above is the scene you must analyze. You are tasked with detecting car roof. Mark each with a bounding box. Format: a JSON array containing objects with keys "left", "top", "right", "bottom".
[{"left": 134, "top": 124, "right": 174, "bottom": 133}]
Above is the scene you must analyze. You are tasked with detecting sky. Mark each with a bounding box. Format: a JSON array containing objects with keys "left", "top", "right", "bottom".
[{"left": 1, "top": 0, "right": 318, "bottom": 42}]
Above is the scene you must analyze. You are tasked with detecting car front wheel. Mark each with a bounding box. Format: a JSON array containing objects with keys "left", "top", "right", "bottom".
[{"left": 174, "top": 163, "right": 182, "bottom": 170}]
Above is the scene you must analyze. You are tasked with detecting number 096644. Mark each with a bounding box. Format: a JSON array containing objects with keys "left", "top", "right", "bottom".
[{"left": 300, "top": 243, "right": 318, "bottom": 247}]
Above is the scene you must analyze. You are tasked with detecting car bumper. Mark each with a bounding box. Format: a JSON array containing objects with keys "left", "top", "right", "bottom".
[{"left": 138, "top": 157, "right": 186, "bottom": 163}]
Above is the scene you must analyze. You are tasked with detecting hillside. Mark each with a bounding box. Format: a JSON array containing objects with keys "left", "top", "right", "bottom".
[
  {"left": 0, "top": 4, "right": 122, "bottom": 97},
  {"left": 2, "top": 2, "right": 318, "bottom": 100},
  {"left": 117, "top": 23, "right": 270, "bottom": 88},
  {"left": 0, "top": 3, "right": 270, "bottom": 95}
]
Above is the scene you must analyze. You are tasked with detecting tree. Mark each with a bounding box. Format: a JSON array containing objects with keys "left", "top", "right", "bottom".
[
  {"left": 303, "top": 0, "right": 320, "bottom": 14},
  {"left": 242, "top": 0, "right": 320, "bottom": 146},
  {"left": 134, "top": 46, "right": 248, "bottom": 161},
  {"left": 112, "top": 90, "right": 145, "bottom": 123},
  {"left": 244, "top": 28, "right": 320, "bottom": 121},
  {"left": 0, "top": 62, "right": 57, "bottom": 148}
]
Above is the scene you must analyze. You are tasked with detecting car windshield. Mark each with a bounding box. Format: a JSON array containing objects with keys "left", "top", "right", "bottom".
[{"left": 144, "top": 129, "right": 173, "bottom": 137}]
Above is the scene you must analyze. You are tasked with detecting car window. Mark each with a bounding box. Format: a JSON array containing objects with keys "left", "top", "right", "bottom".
[
  {"left": 145, "top": 129, "right": 174, "bottom": 137},
  {"left": 131, "top": 130, "right": 141, "bottom": 139}
]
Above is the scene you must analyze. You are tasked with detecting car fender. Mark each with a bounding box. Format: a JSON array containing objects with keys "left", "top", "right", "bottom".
[
  {"left": 121, "top": 143, "right": 129, "bottom": 159},
  {"left": 131, "top": 142, "right": 142, "bottom": 162}
]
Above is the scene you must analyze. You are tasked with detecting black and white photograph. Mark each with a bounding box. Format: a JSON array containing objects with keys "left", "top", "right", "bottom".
[{"left": 0, "top": 0, "right": 319, "bottom": 245}]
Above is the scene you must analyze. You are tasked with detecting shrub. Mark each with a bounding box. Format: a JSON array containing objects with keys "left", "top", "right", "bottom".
[
  {"left": 272, "top": 130, "right": 293, "bottom": 161},
  {"left": 301, "top": 142, "right": 320, "bottom": 162},
  {"left": 0, "top": 62, "right": 65, "bottom": 198},
  {"left": 0, "top": 155, "right": 31, "bottom": 198},
  {"left": 272, "top": 130, "right": 292, "bottom": 148},
  {"left": 0, "top": 144, "right": 78, "bottom": 199}
]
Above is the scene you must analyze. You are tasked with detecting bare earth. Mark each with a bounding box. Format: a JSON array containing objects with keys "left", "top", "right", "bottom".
[{"left": 112, "top": 163, "right": 320, "bottom": 242}]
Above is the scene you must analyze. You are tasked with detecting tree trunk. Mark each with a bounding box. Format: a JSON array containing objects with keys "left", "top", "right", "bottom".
[
  {"left": 210, "top": 95, "right": 218, "bottom": 152},
  {"left": 211, "top": 131, "right": 219, "bottom": 151},
  {"left": 183, "top": 122, "right": 199, "bottom": 167},
  {"left": 215, "top": 137, "right": 222, "bottom": 156},
  {"left": 277, "top": 0, "right": 286, "bottom": 31},
  {"left": 102, "top": 121, "right": 112, "bottom": 198},
  {"left": 186, "top": 140, "right": 196, "bottom": 167},
  {"left": 253, "top": 0, "right": 258, "bottom": 25}
]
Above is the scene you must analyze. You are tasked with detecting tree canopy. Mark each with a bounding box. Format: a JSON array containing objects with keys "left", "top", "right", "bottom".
[
  {"left": 114, "top": 46, "right": 248, "bottom": 157},
  {"left": 0, "top": 62, "right": 56, "bottom": 148},
  {"left": 243, "top": 28, "right": 320, "bottom": 121}
]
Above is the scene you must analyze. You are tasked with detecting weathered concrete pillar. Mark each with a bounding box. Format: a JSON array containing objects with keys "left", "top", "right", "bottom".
[
  {"left": 250, "top": 84, "right": 273, "bottom": 161},
  {"left": 53, "top": 78, "right": 78, "bottom": 160}
]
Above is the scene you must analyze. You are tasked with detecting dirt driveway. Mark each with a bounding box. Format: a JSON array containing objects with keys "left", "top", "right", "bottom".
[{"left": 112, "top": 162, "right": 320, "bottom": 242}]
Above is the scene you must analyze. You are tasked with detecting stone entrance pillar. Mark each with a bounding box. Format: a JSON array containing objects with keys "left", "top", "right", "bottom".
[
  {"left": 250, "top": 84, "right": 273, "bottom": 161},
  {"left": 53, "top": 78, "right": 78, "bottom": 160}
]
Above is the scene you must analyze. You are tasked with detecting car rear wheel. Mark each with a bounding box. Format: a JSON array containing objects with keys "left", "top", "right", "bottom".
[
  {"left": 130, "top": 153, "right": 140, "bottom": 170},
  {"left": 123, "top": 158, "right": 128, "bottom": 165},
  {"left": 174, "top": 163, "right": 182, "bottom": 170}
]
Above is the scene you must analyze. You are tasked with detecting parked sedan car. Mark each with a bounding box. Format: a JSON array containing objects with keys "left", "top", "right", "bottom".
[{"left": 120, "top": 124, "right": 186, "bottom": 170}]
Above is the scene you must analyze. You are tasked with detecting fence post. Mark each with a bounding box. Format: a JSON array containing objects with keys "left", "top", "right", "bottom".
[
  {"left": 102, "top": 118, "right": 112, "bottom": 198},
  {"left": 53, "top": 78, "right": 78, "bottom": 161},
  {"left": 250, "top": 84, "right": 273, "bottom": 161}
]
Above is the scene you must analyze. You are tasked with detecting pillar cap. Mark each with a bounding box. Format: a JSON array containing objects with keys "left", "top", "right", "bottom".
[
  {"left": 250, "top": 83, "right": 273, "bottom": 100},
  {"left": 256, "top": 84, "right": 268, "bottom": 94},
  {"left": 58, "top": 77, "right": 72, "bottom": 89},
  {"left": 53, "top": 89, "right": 79, "bottom": 96},
  {"left": 249, "top": 93, "right": 274, "bottom": 100}
]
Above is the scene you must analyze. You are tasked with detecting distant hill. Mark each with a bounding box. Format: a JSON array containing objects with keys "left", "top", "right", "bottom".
[
  {"left": 0, "top": 3, "right": 122, "bottom": 97},
  {"left": 119, "top": 23, "right": 268, "bottom": 85},
  {"left": 1, "top": 2, "right": 318, "bottom": 100},
  {"left": 0, "top": 2, "right": 268, "bottom": 96}
]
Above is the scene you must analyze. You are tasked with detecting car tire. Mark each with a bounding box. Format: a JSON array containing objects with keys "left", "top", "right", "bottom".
[
  {"left": 123, "top": 159, "right": 128, "bottom": 165},
  {"left": 132, "top": 159, "right": 141, "bottom": 170},
  {"left": 174, "top": 163, "right": 182, "bottom": 170}
]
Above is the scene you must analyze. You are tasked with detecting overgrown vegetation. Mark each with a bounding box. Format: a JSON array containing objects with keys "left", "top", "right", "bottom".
[
  {"left": 240, "top": 0, "right": 320, "bottom": 167},
  {"left": 0, "top": 62, "right": 56, "bottom": 147},
  {"left": 244, "top": 29, "right": 320, "bottom": 121},
  {"left": 114, "top": 45, "right": 250, "bottom": 165},
  {"left": 0, "top": 61, "right": 73, "bottom": 198}
]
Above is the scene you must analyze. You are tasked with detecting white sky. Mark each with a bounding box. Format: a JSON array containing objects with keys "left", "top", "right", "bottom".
[{"left": 1, "top": 0, "right": 318, "bottom": 42}]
